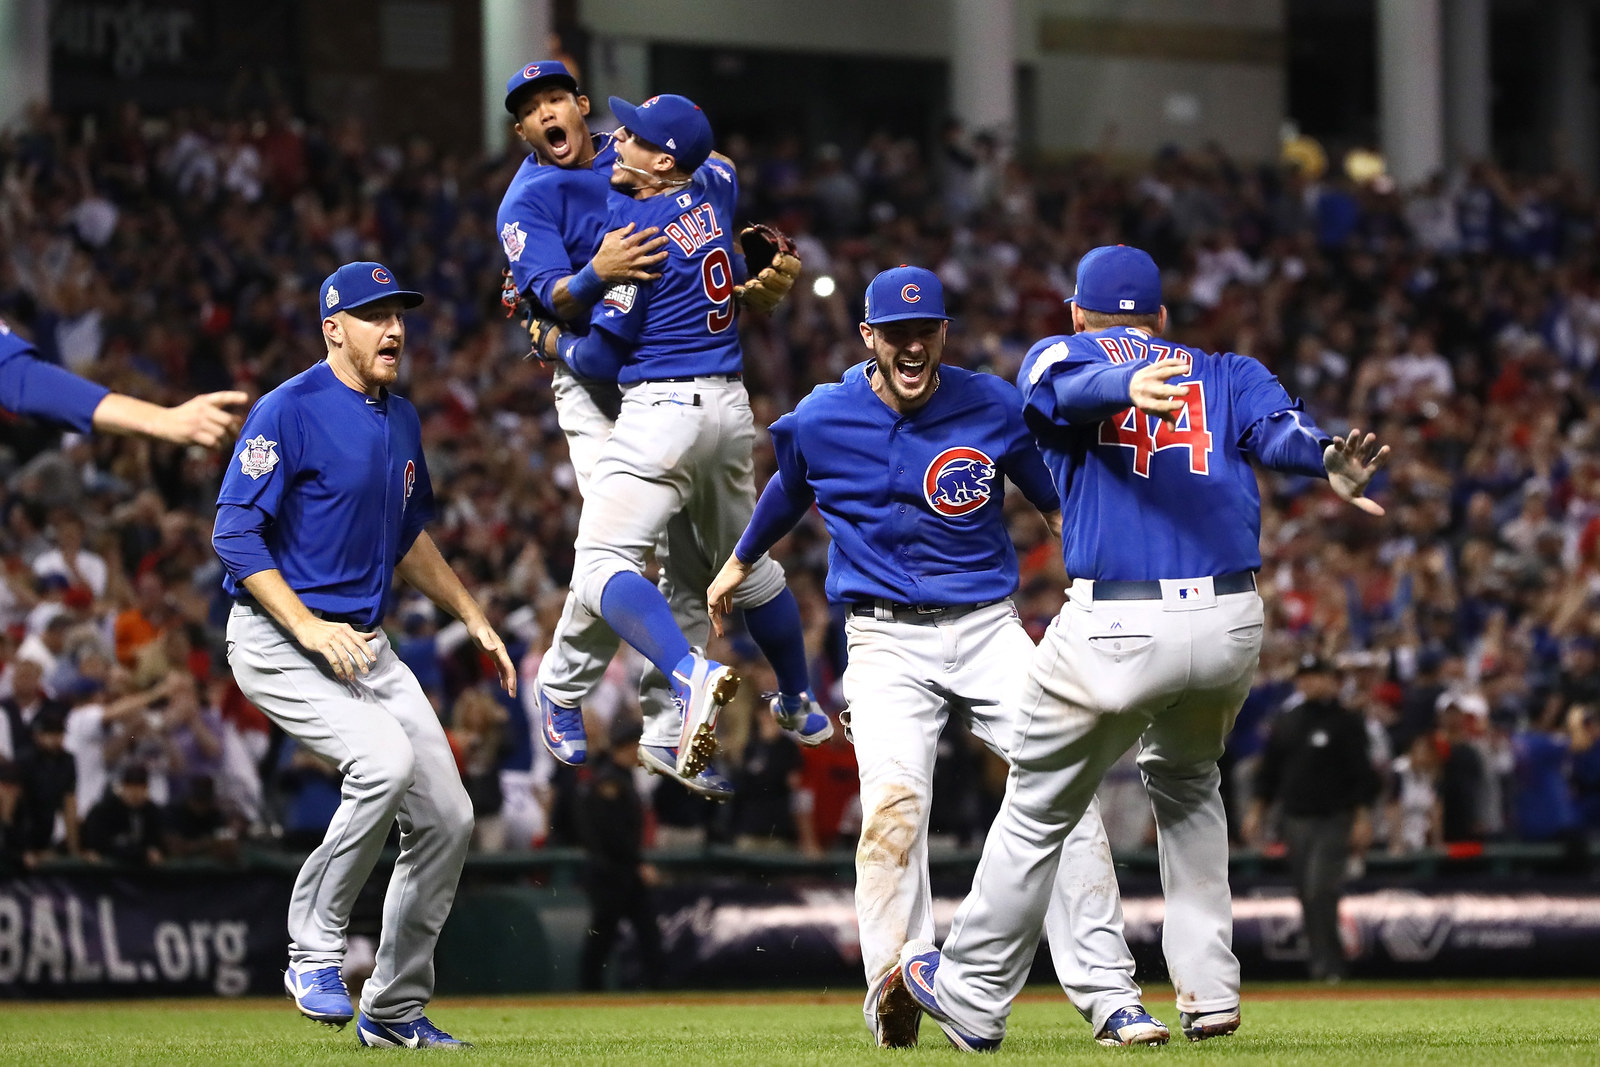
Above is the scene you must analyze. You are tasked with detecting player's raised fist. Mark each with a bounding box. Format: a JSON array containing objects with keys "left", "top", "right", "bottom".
[
  {"left": 1323, "top": 428, "right": 1391, "bottom": 516},
  {"left": 1129, "top": 358, "right": 1190, "bottom": 424}
]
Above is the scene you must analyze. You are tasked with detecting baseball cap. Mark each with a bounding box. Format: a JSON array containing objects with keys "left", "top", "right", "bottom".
[
  {"left": 608, "top": 94, "right": 714, "bottom": 174},
  {"left": 318, "top": 262, "right": 423, "bottom": 317},
  {"left": 504, "top": 59, "right": 580, "bottom": 115},
  {"left": 1067, "top": 244, "right": 1162, "bottom": 315},
  {"left": 864, "top": 265, "right": 949, "bottom": 324}
]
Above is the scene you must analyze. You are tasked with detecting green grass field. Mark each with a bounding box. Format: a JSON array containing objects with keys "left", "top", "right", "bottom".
[{"left": 2, "top": 983, "right": 1597, "bottom": 1066}]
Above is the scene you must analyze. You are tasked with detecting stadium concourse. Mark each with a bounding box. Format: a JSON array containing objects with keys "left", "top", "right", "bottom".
[{"left": 1, "top": 102, "right": 1599, "bottom": 875}]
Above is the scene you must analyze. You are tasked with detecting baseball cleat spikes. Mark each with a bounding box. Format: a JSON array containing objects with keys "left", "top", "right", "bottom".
[
  {"left": 639, "top": 743, "right": 735, "bottom": 800},
  {"left": 874, "top": 968, "right": 922, "bottom": 1048},
  {"left": 670, "top": 653, "right": 739, "bottom": 779},
  {"left": 1180, "top": 1007, "right": 1241, "bottom": 1041}
]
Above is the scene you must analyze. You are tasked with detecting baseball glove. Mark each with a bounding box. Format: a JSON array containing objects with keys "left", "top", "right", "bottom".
[
  {"left": 501, "top": 268, "right": 555, "bottom": 362},
  {"left": 734, "top": 223, "right": 801, "bottom": 315}
]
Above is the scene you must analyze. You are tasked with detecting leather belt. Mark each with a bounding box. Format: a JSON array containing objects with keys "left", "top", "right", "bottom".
[
  {"left": 849, "top": 597, "right": 1005, "bottom": 623},
  {"left": 1077, "top": 571, "right": 1257, "bottom": 602}
]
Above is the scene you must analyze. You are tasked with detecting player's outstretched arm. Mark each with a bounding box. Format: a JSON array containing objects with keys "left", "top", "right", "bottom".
[
  {"left": 396, "top": 531, "right": 517, "bottom": 695},
  {"left": 1323, "top": 428, "right": 1391, "bottom": 515},
  {"left": 92, "top": 390, "right": 249, "bottom": 448}
]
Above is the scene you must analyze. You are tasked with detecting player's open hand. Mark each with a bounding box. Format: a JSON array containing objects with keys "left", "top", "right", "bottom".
[
  {"left": 707, "top": 554, "right": 754, "bottom": 638},
  {"left": 294, "top": 618, "right": 382, "bottom": 682},
  {"left": 470, "top": 619, "right": 518, "bottom": 697},
  {"left": 1323, "top": 428, "right": 1391, "bottom": 515},
  {"left": 590, "top": 222, "right": 668, "bottom": 283},
  {"left": 154, "top": 390, "right": 250, "bottom": 447},
  {"left": 1128, "top": 358, "right": 1190, "bottom": 424}
]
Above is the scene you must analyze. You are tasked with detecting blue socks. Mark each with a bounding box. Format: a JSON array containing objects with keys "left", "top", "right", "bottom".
[
  {"left": 742, "top": 588, "right": 813, "bottom": 699},
  {"left": 599, "top": 572, "right": 691, "bottom": 679}
]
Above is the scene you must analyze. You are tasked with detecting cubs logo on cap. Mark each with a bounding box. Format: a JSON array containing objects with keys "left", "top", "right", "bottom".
[
  {"left": 924, "top": 446, "right": 995, "bottom": 518},
  {"left": 1066, "top": 244, "right": 1162, "bottom": 315},
  {"left": 864, "top": 265, "right": 948, "bottom": 325},
  {"left": 318, "top": 261, "right": 424, "bottom": 316},
  {"left": 504, "top": 59, "right": 579, "bottom": 114}
]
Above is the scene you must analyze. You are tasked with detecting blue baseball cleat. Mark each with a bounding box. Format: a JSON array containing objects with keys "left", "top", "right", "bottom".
[
  {"left": 537, "top": 687, "right": 587, "bottom": 765},
  {"left": 1095, "top": 1005, "right": 1170, "bottom": 1046},
  {"left": 670, "top": 652, "right": 739, "bottom": 779},
  {"left": 355, "top": 1013, "right": 470, "bottom": 1049},
  {"left": 1180, "top": 1006, "right": 1241, "bottom": 1041},
  {"left": 897, "top": 940, "right": 1001, "bottom": 1053},
  {"left": 283, "top": 963, "right": 352, "bottom": 1028},
  {"left": 640, "top": 744, "right": 735, "bottom": 800},
  {"left": 769, "top": 691, "right": 835, "bottom": 746}
]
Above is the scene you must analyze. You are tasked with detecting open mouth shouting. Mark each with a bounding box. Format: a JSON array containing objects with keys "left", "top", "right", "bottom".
[
  {"left": 892, "top": 353, "right": 931, "bottom": 393},
  {"left": 376, "top": 340, "right": 401, "bottom": 367},
  {"left": 542, "top": 121, "right": 574, "bottom": 164}
]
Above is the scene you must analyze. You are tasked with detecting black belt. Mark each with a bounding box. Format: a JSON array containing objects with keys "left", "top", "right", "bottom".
[
  {"left": 850, "top": 597, "right": 1005, "bottom": 623},
  {"left": 234, "top": 597, "right": 380, "bottom": 633},
  {"left": 655, "top": 373, "right": 741, "bottom": 383},
  {"left": 1077, "top": 571, "right": 1257, "bottom": 602}
]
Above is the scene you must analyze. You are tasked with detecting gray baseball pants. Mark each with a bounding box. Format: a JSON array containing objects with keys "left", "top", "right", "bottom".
[
  {"left": 538, "top": 366, "right": 781, "bottom": 745},
  {"left": 932, "top": 580, "right": 1264, "bottom": 1039},
  {"left": 226, "top": 603, "right": 471, "bottom": 1023}
]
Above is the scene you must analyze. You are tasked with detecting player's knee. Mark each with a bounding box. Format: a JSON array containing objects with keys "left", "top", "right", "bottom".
[
  {"left": 358, "top": 742, "right": 417, "bottom": 798},
  {"left": 729, "top": 555, "right": 787, "bottom": 609},
  {"left": 856, "top": 783, "right": 922, "bottom": 870},
  {"left": 572, "top": 557, "right": 636, "bottom": 616},
  {"left": 437, "top": 782, "right": 475, "bottom": 842}
]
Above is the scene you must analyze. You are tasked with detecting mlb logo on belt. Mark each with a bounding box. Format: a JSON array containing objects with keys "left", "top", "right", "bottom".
[{"left": 923, "top": 446, "right": 996, "bottom": 518}]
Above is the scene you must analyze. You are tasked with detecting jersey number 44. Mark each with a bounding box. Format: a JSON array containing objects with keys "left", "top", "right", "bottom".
[{"left": 1098, "top": 383, "right": 1213, "bottom": 477}]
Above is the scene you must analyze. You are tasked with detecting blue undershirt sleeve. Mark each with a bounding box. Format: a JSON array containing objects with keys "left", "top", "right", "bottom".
[
  {"left": 211, "top": 503, "right": 278, "bottom": 584},
  {"left": 735, "top": 470, "right": 815, "bottom": 564},
  {"left": 1239, "top": 409, "right": 1332, "bottom": 479},
  {"left": 555, "top": 326, "right": 629, "bottom": 381},
  {"left": 0, "top": 327, "right": 111, "bottom": 432}
]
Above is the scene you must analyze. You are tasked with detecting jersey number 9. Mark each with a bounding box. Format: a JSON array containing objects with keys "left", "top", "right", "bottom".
[{"left": 702, "top": 248, "right": 735, "bottom": 333}]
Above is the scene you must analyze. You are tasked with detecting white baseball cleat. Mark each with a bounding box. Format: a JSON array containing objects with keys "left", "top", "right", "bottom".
[{"left": 670, "top": 651, "right": 739, "bottom": 778}]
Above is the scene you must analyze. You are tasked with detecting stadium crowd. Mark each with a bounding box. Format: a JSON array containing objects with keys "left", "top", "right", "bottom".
[{"left": 1, "top": 96, "right": 1599, "bottom": 872}]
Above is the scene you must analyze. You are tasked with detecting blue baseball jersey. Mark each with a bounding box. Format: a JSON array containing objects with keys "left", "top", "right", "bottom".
[
  {"left": 213, "top": 361, "right": 434, "bottom": 626},
  {"left": 0, "top": 318, "right": 111, "bottom": 431},
  {"left": 1018, "top": 326, "right": 1330, "bottom": 582},
  {"left": 766, "top": 362, "right": 1059, "bottom": 607},
  {"left": 495, "top": 137, "right": 618, "bottom": 314},
  {"left": 586, "top": 160, "right": 743, "bottom": 382}
]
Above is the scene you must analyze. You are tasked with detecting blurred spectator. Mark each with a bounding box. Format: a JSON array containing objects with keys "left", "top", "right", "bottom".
[
  {"left": 18, "top": 708, "right": 81, "bottom": 865},
  {"left": 0, "top": 759, "right": 23, "bottom": 873},
  {"left": 448, "top": 687, "right": 508, "bottom": 851},
  {"left": 163, "top": 774, "right": 240, "bottom": 863},
  {"left": 31, "top": 512, "right": 107, "bottom": 599},
  {"left": 1388, "top": 733, "right": 1444, "bottom": 854},
  {"left": 273, "top": 739, "right": 342, "bottom": 851},
  {"left": 731, "top": 709, "right": 815, "bottom": 854},
  {"left": 0, "top": 658, "right": 69, "bottom": 762},
  {"left": 114, "top": 573, "right": 171, "bottom": 667},
  {"left": 1436, "top": 695, "right": 1491, "bottom": 843},
  {"left": 82, "top": 764, "right": 164, "bottom": 867}
]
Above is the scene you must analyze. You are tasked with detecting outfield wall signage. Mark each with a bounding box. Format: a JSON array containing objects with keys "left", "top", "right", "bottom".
[{"left": 0, "top": 875, "right": 288, "bottom": 998}]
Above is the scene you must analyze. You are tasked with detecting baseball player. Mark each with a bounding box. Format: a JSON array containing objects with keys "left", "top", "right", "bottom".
[
  {"left": 1, "top": 317, "right": 246, "bottom": 445},
  {"left": 707, "top": 266, "right": 1166, "bottom": 1049},
  {"left": 212, "top": 262, "right": 516, "bottom": 1049},
  {"left": 896, "top": 244, "right": 1390, "bottom": 1049},
  {"left": 496, "top": 64, "right": 811, "bottom": 795},
  {"left": 525, "top": 93, "right": 826, "bottom": 782}
]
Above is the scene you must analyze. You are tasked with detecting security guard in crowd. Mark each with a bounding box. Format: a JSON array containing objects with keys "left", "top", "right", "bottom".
[
  {"left": 1245, "top": 655, "right": 1380, "bottom": 982},
  {"left": 577, "top": 713, "right": 664, "bottom": 991}
]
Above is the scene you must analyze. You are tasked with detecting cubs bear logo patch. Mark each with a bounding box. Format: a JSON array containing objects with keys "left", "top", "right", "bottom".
[
  {"left": 238, "top": 434, "right": 279, "bottom": 480},
  {"left": 923, "top": 446, "right": 995, "bottom": 517}
]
